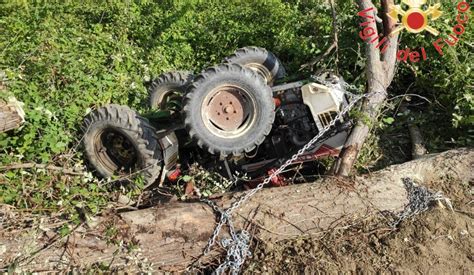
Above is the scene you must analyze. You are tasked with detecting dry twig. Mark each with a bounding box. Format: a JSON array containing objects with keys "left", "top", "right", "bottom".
[{"left": 0, "top": 163, "right": 84, "bottom": 176}]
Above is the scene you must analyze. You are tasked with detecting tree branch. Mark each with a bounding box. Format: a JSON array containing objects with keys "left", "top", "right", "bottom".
[
  {"left": 300, "top": 0, "right": 339, "bottom": 70},
  {"left": 380, "top": 0, "right": 399, "bottom": 86}
]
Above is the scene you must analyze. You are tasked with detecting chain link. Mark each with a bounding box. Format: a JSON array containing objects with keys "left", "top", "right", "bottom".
[
  {"left": 191, "top": 77, "right": 368, "bottom": 274},
  {"left": 312, "top": 73, "right": 361, "bottom": 98},
  {"left": 390, "top": 178, "right": 452, "bottom": 228}
]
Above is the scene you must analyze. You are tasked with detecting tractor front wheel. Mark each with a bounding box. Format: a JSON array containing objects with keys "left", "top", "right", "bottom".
[
  {"left": 82, "top": 104, "right": 162, "bottom": 187},
  {"left": 223, "top": 46, "right": 286, "bottom": 85},
  {"left": 149, "top": 71, "right": 193, "bottom": 113}
]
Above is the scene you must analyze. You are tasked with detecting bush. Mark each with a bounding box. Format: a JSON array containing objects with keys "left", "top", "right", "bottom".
[
  {"left": 0, "top": 0, "right": 338, "bottom": 216},
  {"left": 391, "top": 0, "right": 473, "bottom": 148},
  {"left": 0, "top": 0, "right": 471, "bottom": 217}
]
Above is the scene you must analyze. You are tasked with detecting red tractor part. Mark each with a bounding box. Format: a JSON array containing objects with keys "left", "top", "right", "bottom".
[
  {"left": 267, "top": 168, "right": 287, "bottom": 187},
  {"left": 167, "top": 168, "right": 181, "bottom": 182}
]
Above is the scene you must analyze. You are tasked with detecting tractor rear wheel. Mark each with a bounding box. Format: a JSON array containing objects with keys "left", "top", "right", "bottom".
[{"left": 183, "top": 63, "right": 275, "bottom": 157}]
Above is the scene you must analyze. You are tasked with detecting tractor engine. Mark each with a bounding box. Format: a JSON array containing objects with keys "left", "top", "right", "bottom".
[
  {"left": 277, "top": 103, "right": 316, "bottom": 146},
  {"left": 239, "top": 76, "right": 350, "bottom": 178},
  {"left": 267, "top": 88, "right": 319, "bottom": 159}
]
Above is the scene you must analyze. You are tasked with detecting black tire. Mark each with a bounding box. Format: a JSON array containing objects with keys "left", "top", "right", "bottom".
[
  {"left": 183, "top": 63, "right": 275, "bottom": 157},
  {"left": 223, "top": 46, "right": 286, "bottom": 85},
  {"left": 149, "top": 71, "right": 193, "bottom": 111},
  {"left": 82, "top": 104, "right": 162, "bottom": 186}
]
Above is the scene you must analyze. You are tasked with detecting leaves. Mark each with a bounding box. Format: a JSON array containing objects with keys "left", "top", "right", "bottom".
[
  {"left": 0, "top": 0, "right": 471, "bottom": 218},
  {"left": 383, "top": 117, "right": 395, "bottom": 125}
]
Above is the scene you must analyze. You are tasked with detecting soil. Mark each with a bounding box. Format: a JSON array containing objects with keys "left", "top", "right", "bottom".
[
  {"left": 1, "top": 157, "right": 472, "bottom": 273},
  {"left": 244, "top": 179, "right": 473, "bottom": 274}
]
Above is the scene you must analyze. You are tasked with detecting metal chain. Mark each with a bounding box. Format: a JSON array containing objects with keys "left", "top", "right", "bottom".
[
  {"left": 390, "top": 178, "right": 452, "bottom": 228},
  {"left": 312, "top": 73, "right": 361, "bottom": 98},
  {"left": 193, "top": 79, "right": 368, "bottom": 274}
]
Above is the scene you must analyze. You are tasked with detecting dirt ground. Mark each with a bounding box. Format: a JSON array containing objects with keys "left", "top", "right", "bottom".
[
  {"left": 244, "top": 179, "right": 473, "bottom": 274},
  {"left": 0, "top": 173, "right": 471, "bottom": 273}
]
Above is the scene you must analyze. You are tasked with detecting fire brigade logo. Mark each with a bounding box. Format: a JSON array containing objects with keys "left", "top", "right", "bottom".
[
  {"left": 357, "top": 1, "right": 469, "bottom": 62},
  {"left": 388, "top": 0, "right": 443, "bottom": 35}
]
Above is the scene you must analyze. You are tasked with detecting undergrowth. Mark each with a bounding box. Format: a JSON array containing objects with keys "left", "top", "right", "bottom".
[{"left": 0, "top": 0, "right": 472, "bottom": 226}]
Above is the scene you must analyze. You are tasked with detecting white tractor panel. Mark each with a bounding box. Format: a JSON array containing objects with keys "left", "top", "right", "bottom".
[{"left": 302, "top": 83, "right": 345, "bottom": 130}]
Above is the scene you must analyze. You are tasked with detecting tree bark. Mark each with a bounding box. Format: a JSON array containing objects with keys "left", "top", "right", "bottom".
[
  {"left": 332, "top": 0, "right": 399, "bottom": 176},
  {"left": 1, "top": 149, "right": 472, "bottom": 272},
  {"left": 0, "top": 98, "right": 25, "bottom": 133},
  {"left": 400, "top": 102, "right": 427, "bottom": 159}
]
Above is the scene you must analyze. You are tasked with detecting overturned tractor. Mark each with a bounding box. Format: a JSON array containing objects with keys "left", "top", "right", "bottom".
[{"left": 82, "top": 47, "right": 352, "bottom": 188}]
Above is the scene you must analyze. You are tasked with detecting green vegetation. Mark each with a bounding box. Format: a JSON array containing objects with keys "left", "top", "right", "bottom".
[{"left": 0, "top": 0, "right": 472, "bottom": 223}]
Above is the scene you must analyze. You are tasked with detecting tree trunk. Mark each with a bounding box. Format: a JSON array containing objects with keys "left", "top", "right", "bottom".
[
  {"left": 1, "top": 149, "right": 472, "bottom": 272},
  {"left": 400, "top": 102, "right": 427, "bottom": 159},
  {"left": 0, "top": 98, "right": 25, "bottom": 133},
  {"left": 332, "top": 0, "right": 399, "bottom": 176}
]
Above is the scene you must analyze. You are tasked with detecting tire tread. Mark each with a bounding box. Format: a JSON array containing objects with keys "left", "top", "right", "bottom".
[
  {"left": 184, "top": 63, "right": 275, "bottom": 157},
  {"left": 82, "top": 104, "right": 162, "bottom": 186}
]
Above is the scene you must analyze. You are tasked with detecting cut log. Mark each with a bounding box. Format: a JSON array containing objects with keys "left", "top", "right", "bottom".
[
  {"left": 0, "top": 149, "right": 472, "bottom": 272},
  {"left": 0, "top": 97, "right": 25, "bottom": 133}
]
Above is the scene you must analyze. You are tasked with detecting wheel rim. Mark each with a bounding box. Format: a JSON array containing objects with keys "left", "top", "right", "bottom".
[
  {"left": 93, "top": 129, "right": 139, "bottom": 174},
  {"left": 245, "top": 63, "right": 273, "bottom": 84},
  {"left": 157, "top": 90, "right": 182, "bottom": 112},
  {"left": 201, "top": 85, "right": 257, "bottom": 138}
]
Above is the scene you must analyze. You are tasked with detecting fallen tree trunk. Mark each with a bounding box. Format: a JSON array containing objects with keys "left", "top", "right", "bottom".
[{"left": 1, "top": 149, "right": 472, "bottom": 272}]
